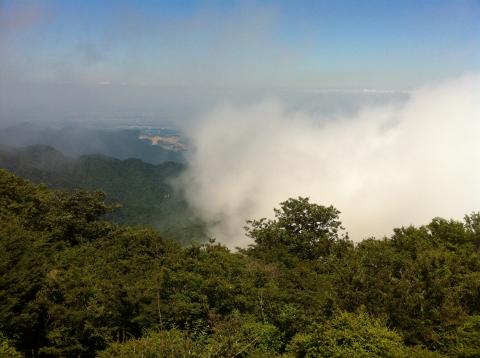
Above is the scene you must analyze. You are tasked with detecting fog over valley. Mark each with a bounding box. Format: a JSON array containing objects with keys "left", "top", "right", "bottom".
[{"left": 179, "top": 74, "right": 480, "bottom": 246}]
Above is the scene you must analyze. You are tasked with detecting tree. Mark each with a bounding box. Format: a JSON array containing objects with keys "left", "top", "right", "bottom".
[{"left": 245, "top": 197, "right": 344, "bottom": 260}]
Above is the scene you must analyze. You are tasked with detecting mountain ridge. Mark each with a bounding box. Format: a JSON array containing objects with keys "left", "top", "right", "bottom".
[
  {"left": 0, "top": 123, "right": 184, "bottom": 165},
  {"left": 0, "top": 144, "right": 206, "bottom": 243}
]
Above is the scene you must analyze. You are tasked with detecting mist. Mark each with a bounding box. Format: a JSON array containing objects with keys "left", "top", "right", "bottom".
[{"left": 180, "top": 74, "right": 480, "bottom": 247}]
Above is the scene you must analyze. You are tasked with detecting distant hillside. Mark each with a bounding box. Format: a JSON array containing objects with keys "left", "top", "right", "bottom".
[
  {"left": 0, "top": 122, "right": 184, "bottom": 164},
  {"left": 0, "top": 144, "right": 206, "bottom": 243}
]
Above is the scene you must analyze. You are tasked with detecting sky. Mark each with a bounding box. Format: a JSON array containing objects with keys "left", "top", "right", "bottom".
[{"left": 1, "top": 0, "right": 479, "bottom": 91}]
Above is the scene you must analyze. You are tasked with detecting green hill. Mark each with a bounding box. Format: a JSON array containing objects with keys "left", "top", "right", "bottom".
[{"left": 0, "top": 145, "right": 206, "bottom": 243}]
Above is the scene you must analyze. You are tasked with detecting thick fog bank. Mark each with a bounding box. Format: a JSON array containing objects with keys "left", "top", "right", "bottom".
[{"left": 180, "top": 74, "right": 480, "bottom": 247}]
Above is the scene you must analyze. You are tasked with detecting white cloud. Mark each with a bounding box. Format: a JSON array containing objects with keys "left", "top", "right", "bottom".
[{"left": 180, "top": 74, "right": 480, "bottom": 247}]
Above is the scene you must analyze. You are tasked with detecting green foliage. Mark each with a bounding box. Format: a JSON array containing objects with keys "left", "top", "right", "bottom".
[
  {"left": 451, "top": 315, "right": 480, "bottom": 357},
  {"left": 0, "top": 332, "right": 22, "bottom": 358},
  {"left": 245, "top": 197, "right": 345, "bottom": 261},
  {"left": 287, "top": 311, "right": 443, "bottom": 358},
  {"left": 0, "top": 219, "right": 50, "bottom": 351},
  {"left": 99, "top": 314, "right": 282, "bottom": 358},
  {"left": 0, "top": 145, "right": 208, "bottom": 244},
  {"left": 1, "top": 169, "right": 480, "bottom": 357},
  {"left": 0, "top": 169, "right": 118, "bottom": 353},
  {"left": 98, "top": 329, "right": 200, "bottom": 357}
]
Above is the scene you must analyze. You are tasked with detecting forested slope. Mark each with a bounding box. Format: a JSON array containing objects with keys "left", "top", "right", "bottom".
[
  {"left": 0, "top": 145, "right": 206, "bottom": 243},
  {"left": 1, "top": 170, "right": 480, "bottom": 357}
]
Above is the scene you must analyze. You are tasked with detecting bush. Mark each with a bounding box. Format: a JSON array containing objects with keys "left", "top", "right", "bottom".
[{"left": 287, "top": 311, "right": 443, "bottom": 358}]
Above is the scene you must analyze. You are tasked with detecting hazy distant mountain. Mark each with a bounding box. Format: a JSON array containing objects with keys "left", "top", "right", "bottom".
[
  {"left": 0, "top": 122, "right": 184, "bottom": 165},
  {"left": 0, "top": 144, "right": 205, "bottom": 243}
]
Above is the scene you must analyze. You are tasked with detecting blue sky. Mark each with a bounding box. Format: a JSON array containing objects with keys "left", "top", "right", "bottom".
[{"left": 1, "top": 0, "right": 479, "bottom": 89}]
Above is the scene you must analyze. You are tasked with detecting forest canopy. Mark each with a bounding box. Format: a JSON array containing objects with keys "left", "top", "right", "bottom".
[{"left": 1, "top": 168, "right": 480, "bottom": 357}]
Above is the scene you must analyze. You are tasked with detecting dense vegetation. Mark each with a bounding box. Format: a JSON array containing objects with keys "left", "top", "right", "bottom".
[
  {"left": 0, "top": 145, "right": 206, "bottom": 243},
  {"left": 1, "top": 169, "right": 480, "bottom": 357}
]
